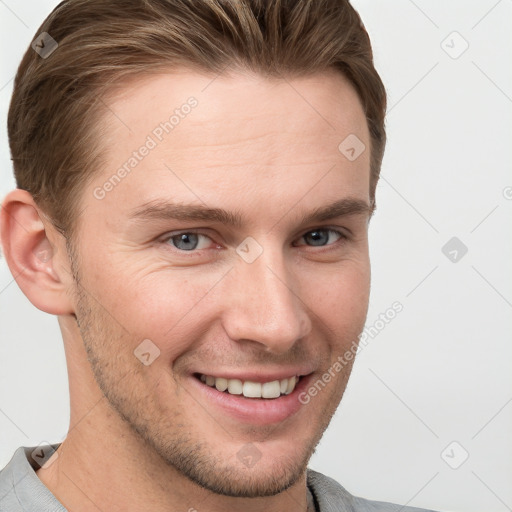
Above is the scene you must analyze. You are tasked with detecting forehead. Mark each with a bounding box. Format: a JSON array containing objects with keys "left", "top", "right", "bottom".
[
  {"left": 86, "top": 69, "right": 370, "bottom": 229},
  {"left": 102, "top": 68, "right": 367, "bottom": 145}
]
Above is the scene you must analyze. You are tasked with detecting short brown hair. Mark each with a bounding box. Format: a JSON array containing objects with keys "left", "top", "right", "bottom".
[{"left": 8, "top": 0, "right": 386, "bottom": 239}]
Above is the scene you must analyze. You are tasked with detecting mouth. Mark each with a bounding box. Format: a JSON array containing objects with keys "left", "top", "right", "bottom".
[
  {"left": 190, "top": 371, "right": 313, "bottom": 425},
  {"left": 195, "top": 373, "right": 301, "bottom": 399}
]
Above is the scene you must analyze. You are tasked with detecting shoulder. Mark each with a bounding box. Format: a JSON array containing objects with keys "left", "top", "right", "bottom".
[
  {"left": 0, "top": 447, "right": 26, "bottom": 511},
  {"left": 306, "top": 468, "right": 439, "bottom": 512},
  {"left": 0, "top": 445, "right": 66, "bottom": 512}
]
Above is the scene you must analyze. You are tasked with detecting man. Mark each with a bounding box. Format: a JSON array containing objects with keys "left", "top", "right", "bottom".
[{"left": 0, "top": 0, "right": 438, "bottom": 511}]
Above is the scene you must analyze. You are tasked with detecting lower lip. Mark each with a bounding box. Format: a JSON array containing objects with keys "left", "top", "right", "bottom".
[{"left": 189, "top": 374, "right": 313, "bottom": 426}]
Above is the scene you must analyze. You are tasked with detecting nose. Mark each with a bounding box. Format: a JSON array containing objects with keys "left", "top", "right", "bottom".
[{"left": 221, "top": 243, "right": 312, "bottom": 354}]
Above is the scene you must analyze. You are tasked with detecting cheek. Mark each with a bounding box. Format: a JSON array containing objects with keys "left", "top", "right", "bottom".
[
  {"left": 304, "top": 260, "right": 370, "bottom": 323},
  {"left": 87, "top": 263, "right": 222, "bottom": 352}
]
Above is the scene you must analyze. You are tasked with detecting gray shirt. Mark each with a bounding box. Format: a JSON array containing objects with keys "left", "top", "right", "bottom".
[{"left": 0, "top": 444, "right": 437, "bottom": 512}]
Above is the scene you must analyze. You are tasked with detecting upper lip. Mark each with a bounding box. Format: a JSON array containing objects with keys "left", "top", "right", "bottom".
[{"left": 193, "top": 368, "right": 315, "bottom": 383}]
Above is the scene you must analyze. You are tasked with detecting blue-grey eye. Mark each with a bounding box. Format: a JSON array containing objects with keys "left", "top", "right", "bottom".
[
  {"left": 303, "top": 229, "right": 341, "bottom": 246},
  {"left": 170, "top": 233, "right": 201, "bottom": 251}
]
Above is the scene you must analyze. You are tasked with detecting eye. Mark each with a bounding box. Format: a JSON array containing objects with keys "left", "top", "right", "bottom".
[
  {"left": 160, "top": 227, "right": 347, "bottom": 254},
  {"left": 294, "top": 228, "right": 346, "bottom": 247},
  {"left": 165, "top": 231, "right": 214, "bottom": 251}
]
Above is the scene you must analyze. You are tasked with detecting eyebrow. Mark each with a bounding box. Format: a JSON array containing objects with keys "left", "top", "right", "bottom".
[{"left": 128, "top": 197, "right": 374, "bottom": 228}]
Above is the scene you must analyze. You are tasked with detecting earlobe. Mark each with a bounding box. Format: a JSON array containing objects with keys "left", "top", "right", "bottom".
[{"left": 0, "top": 189, "right": 75, "bottom": 315}]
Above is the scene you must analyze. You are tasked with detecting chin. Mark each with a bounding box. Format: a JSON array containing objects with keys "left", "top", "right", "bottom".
[{"left": 182, "top": 455, "right": 308, "bottom": 498}]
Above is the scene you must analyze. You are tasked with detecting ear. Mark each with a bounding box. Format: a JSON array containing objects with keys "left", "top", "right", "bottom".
[{"left": 0, "top": 189, "right": 75, "bottom": 315}]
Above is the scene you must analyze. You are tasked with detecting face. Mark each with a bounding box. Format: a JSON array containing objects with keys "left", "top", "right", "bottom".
[{"left": 69, "top": 69, "right": 371, "bottom": 497}]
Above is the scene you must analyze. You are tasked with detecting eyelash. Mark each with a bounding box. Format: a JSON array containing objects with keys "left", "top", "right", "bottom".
[{"left": 160, "top": 228, "right": 348, "bottom": 255}]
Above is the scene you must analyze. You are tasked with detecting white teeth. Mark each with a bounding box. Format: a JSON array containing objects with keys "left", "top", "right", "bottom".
[
  {"left": 285, "top": 376, "right": 296, "bottom": 395},
  {"left": 227, "top": 379, "right": 243, "bottom": 395},
  {"left": 261, "top": 380, "right": 281, "bottom": 399},
  {"left": 215, "top": 377, "right": 228, "bottom": 392},
  {"left": 243, "top": 381, "right": 261, "bottom": 398},
  {"left": 199, "top": 374, "right": 300, "bottom": 398}
]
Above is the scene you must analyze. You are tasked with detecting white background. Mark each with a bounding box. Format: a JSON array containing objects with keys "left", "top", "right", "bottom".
[{"left": 1, "top": 1, "right": 511, "bottom": 511}]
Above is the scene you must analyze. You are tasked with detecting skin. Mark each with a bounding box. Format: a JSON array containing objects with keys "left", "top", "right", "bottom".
[{"left": 1, "top": 68, "right": 372, "bottom": 512}]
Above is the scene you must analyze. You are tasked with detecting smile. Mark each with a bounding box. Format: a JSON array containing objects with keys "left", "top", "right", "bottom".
[{"left": 197, "top": 374, "right": 301, "bottom": 399}]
